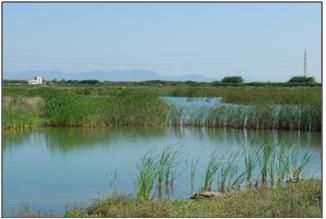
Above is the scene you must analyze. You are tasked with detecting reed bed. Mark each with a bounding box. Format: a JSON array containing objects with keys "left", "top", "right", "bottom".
[
  {"left": 3, "top": 96, "right": 46, "bottom": 130},
  {"left": 121, "top": 143, "right": 315, "bottom": 203},
  {"left": 136, "top": 147, "right": 181, "bottom": 200},
  {"left": 165, "top": 103, "right": 320, "bottom": 131},
  {"left": 42, "top": 89, "right": 169, "bottom": 128},
  {"left": 3, "top": 86, "right": 321, "bottom": 131}
]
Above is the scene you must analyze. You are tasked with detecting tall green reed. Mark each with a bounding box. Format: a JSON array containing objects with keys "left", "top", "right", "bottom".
[
  {"left": 268, "top": 146, "right": 277, "bottom": 188},
  {"left": 136, "top": 152, "right": 157, "bottom": 200},
  {"left": 111, "top": 169, "right": 118, "bottom": 197},
  {"left": 276, "top": 145, "right": 291, "bottom": 187},
  {"left": 217, "top": 152, "right": 240, "bottom": 193},
  {"left": 242, "top": 145, "right": 261, "bottom": 189},
  {"left": 260, "top": 143, "right": 273, "bottom": 186},
  {"left": 203, "top": 152, "right": 220, "bottom": 192},
  {"left": 288, "top": 148, "right": 313, "bottom": 182},
  {"left": 186, "top": 156, "right": 199, "bottom": 195},
  {"left": 156, "top": 146, "right": 181, "bottom": 197}
]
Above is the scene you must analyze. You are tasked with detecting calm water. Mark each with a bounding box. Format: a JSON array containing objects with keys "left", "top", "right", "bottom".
[{"left": 3, "top": 127, "right": 321, "bottom": 217}]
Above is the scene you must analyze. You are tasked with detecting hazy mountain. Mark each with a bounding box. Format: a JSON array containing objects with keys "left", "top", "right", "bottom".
[{"left": 4, "top": 69, "right": 214, "bottom": 82}]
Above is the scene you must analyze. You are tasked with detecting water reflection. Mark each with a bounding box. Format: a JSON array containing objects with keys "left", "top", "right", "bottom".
[
  {"left": 3, "top": 127, "right": 321, "bottom": 216},
  {"left": 4, "top": 127, "right": 321, "bottom": 153}
]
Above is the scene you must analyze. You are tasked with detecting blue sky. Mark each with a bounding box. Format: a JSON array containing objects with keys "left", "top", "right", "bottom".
[{"left": 3, "top": 3, "right": 321, "bottom": 82}]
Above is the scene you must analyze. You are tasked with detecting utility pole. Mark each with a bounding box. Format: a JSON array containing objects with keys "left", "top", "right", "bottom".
[{"left": 304, "top": 48, "right": 307, "bottom": 77}]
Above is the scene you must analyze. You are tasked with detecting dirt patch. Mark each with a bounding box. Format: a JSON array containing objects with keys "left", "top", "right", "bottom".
[{"left": 3, "top": 96, "right": 43, "bottom": 109}]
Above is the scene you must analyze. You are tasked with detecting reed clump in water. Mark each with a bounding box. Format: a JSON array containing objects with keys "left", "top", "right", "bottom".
[
  {"left": 242, "top": 145, "right": 261, "bottom": 189},
  {"left": 130, "top": 143, "right": 313, "bottom": 202},
  {"left": 172, "top": 104, "right": 321, "bottom": 131},
  {"left": 217, "top": 152, "right": 239, "bottom": 193},
  {"left": 287, "top": 148, "right": 313, "bottom": 183},
  {"left": 259, "top": 143, "right": 274, "bottom": 187},
  {"left": 136, "top": 146, "right": 181, "bottom": 200},
  {"left": 156, "top": 146, "right": 181, "bottom": 197},
  {"left": 136, "top": 152, "right": 157, "bottom": 200},
  {"left": 111, "top": 169, "right": 119, "bottom": 197},
  {"left": 202, "top": 152, "right": 220, "bottom": 192},
  {"left": 186, "top": 156, "right": 199, "bottom": 195}
]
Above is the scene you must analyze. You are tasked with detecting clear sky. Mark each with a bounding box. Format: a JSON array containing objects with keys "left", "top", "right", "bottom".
[{"left": 3, "top": 3, "right": 321, "bottom": 82}]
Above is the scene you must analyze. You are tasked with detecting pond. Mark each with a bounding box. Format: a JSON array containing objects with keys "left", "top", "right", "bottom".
[{"left": 3, "top": 127, "right": 321, "bottom": 217}]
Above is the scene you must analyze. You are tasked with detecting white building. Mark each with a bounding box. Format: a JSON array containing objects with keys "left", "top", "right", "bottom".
[{"left": 28, "top": 76, "right": 43, "bottom": 85}]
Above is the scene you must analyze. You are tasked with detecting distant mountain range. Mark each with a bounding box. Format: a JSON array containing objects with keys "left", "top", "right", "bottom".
[{"left": 4, "top": 69, "right": 215, "bottom": 82}]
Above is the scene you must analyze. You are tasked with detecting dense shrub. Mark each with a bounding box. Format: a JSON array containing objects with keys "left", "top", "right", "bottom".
[
  {"left": 222, "top": 76, "right": 244, "bottom": 83},
  {"left": 288, "top": 76, "right": 316, "bottom": 83}
]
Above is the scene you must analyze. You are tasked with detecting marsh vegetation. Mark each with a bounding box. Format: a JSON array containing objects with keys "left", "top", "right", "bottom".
[
  {"left": 65, "top": 143, "right": 319, "bottom": 217},
  {"left": 3, "top": 85, "right": 321, "bottom": 131},
  {"left": 3, "top": 83, "right": 321, "bottom": 217}
]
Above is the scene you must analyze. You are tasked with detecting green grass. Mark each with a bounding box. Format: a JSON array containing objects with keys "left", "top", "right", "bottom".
[
  {"left": 3, "top": 96, "right": 47, "bottom": 130},
  {"left": 4, "top": 89, "right": 170, "bottom": 129},
  {"left": 4, "top": 84, "right": 321, "bottom": 106},
  {"left": 65, "top": 179, "right": 321, "bottom": 217},
  {"left": 3, "top": 85, "right": 321, "bottom": 131}
]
